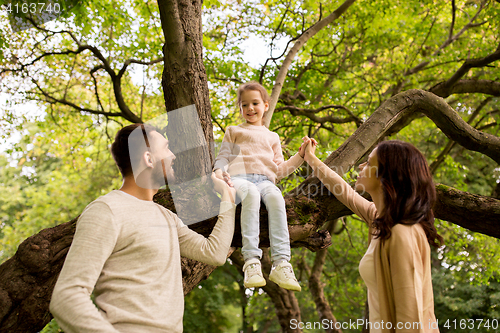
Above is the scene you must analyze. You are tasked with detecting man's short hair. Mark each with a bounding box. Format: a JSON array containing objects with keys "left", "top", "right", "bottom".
[{"left": 111, "top": 123, "right": 158, "bottom": 178}]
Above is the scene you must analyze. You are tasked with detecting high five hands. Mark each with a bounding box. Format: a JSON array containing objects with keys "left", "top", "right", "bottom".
[{"left": 299, "top": 136, "right": 318, "bottom": 163}]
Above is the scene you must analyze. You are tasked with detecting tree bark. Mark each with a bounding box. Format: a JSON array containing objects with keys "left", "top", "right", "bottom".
[
  {"left": 0, "top": 218, "right": 76, "bottom": 333},
  {"left": 430, "top": 79, "right": 500, "bottom": 98},
  {"left": 434, "top": 184, "right": 500, "bottom": 238},
  {"left": 306, "top": 221, "right": 342, "bottom": 333},
  {"left": 158, "top": 0, "right": 214, "bottom": 168},
  {"left": 157, "top": 0, "right": 221, "bottom": 226},
  {"left": 429, "top": 42, "right": 500, "bottom": 98},
  {"left": 429, "top": 97, "right": 492, "bottom": 174},
  {"left": 320, "top": 89, "right": 500, "bottom": 173}
]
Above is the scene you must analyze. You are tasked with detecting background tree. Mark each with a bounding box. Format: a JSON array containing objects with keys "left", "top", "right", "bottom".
[{"left": 1, "top": 0, "right": 500, "bottom": 332}]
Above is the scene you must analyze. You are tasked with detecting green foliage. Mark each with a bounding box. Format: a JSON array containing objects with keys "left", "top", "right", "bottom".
[
  {"left": 434, "top": 270, "right": 500, "bottom": 332},
  {"left": 436, "top": 220, "right": 500, "bottom": 285},
  {"left": 0, "top": 119, "right": 121, "bottom": 261},
  {"left": 1, "top": 0, "right": 499, "bottom": 330},
  {"left": 183, "top": 263, "right": 244, "bottom": 333},
  {"left": 39, "top": 318, "right": 63, "bottom": 333}
]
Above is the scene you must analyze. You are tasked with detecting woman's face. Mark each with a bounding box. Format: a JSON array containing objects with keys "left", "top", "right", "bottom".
[{"left": 355, "top": 148, "right": 381, "bottom": 195}]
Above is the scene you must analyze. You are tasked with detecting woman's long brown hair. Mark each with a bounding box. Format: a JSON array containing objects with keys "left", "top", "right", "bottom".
[{"left": 372, "top": 140, "right": 444, "bottom": 247}]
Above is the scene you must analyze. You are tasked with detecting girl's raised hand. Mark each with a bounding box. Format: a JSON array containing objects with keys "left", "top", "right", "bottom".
[
  {"left": 301, "top": 136, "right": 317, "bottom": 163},
  {"left": 299, "top": 137, "right": 312, "bottom": 158}
]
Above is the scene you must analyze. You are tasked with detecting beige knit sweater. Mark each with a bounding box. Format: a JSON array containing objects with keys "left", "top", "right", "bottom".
[
  {"left": 50, "top": 190, "right": 236, "bottom": 333},
  {"left": 213, "top": 123, "right": 304, "bottom": 183}
]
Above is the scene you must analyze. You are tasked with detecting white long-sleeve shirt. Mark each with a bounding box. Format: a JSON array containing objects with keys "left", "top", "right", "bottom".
[{"left": 50, "top": 190, "right": 236, "bottom": 333}]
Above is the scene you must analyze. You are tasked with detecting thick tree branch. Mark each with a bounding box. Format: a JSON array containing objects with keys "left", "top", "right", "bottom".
[
  {"left": 431, "top": 79, "right": 500, "bottom": 98},
  {"left": 429, "top": 42, "right": 500, "bottom": 97},
  {"left": 291, "top": 89, "right": 500, "bottom": 239},
  {"left": 263, "top": 0, "right": 357, "bottom": 128},
  {"left": 313, "top": 89, "right": 500, "bottom": 178},
  {"left": 434, "top": 184, "right": 500, "bottom": 238},
  {"left": 430, "top": 97, "right": 493, "bottom": 173}
]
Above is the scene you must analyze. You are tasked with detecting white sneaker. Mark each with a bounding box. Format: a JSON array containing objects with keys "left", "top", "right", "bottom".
[
  {"left": 243, "top": 258, "right": 266, "bottom": 288},
  {"left": 269, "top": 261, "right": 301, "bottom": 291}
]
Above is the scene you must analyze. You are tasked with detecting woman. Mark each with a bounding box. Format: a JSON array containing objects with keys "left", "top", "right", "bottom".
[{"left": 304, "top": 139, "right": 442, "bottom": 333}]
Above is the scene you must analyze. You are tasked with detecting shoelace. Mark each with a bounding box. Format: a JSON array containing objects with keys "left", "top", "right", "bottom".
[
  {"left": 276, "top": 264, "right": 297, "bottom": 281},
  {"left": 246, "top": 264, "right": 262, "bottom": 277}
]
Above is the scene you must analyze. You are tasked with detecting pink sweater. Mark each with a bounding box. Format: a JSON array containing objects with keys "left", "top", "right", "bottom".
[{"left": 213, "top": 123, "right": 304, "bottom": 184}]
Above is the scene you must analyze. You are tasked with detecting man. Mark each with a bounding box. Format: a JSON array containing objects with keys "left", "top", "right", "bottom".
[{"left": 50, "top": 123, "right": 236, "bottom": 332}]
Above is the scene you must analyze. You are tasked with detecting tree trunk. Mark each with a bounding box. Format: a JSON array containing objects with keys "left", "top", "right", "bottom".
[
  {"left": 231, "top": 249, "right": 303, "bottom": 333},
  {"left": 158, "top": 0, "right": 214, "bottom": 173},
  {"left": 156, "top": 0, "right": 225, "bottom": 306},
  {"left": 0, "top": 219, "right": 75, "bottom": 333},
  {"left": 306, "top": 221, "right": 342, "bottom": 333},
  {"left": 157, "top": 0, "right": 220, "bottom": 226}
]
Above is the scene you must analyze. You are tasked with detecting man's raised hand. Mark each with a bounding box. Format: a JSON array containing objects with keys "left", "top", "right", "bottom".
[
  {"left": 211, "top": 172, "right": 236, "bottom": 203},
  {"left": 214, "top": 168, "right": 233, "bottom": 187},
  {"left": 302, "top": 136, "right": 318, "bottom": 163}
]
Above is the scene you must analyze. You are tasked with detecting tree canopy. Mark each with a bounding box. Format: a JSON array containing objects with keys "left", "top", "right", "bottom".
[{"left": 1, "top": 0, "right": 500, "bottom": 332}]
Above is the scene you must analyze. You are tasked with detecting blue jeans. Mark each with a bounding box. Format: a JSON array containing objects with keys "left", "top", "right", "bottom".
[{"left": 231, "top": 174, "right": 291, "bottom": 262}]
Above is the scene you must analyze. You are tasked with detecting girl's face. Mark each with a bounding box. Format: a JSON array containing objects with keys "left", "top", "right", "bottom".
[
  {"left": 240, "top": 89, "right": 269, "bottom": 126},
  {"left": 355, "top": 148, "right": 381, "bottom": 195}
]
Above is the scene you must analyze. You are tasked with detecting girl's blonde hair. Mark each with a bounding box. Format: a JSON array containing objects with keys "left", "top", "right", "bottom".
[{"left": 237, "top": 81, "right": 271, "bottom": 107}]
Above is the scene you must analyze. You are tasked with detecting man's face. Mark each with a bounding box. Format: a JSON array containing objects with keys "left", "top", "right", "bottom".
[{"left": 149, "top": 131, "right": 176, "bottom": 187}]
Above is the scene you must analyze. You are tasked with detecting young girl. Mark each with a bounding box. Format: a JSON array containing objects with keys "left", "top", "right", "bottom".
[{"left": 213, "top": 81, "right": 308, "bottom": 291}]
